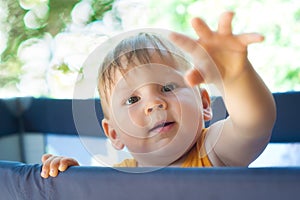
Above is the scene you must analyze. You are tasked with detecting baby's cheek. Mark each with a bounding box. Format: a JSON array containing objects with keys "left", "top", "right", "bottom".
[
  {"left": 122, "top": 133, "right": 150, "bottom": 154},
  {"left": 178, "top": 90, "right": 203, "bottom": 127},
  {"left": 113, "top": 106, "right": 150, "bottom": 139},
  {"left": 127, "top": 106, "right": 150, "bottom": 129}
]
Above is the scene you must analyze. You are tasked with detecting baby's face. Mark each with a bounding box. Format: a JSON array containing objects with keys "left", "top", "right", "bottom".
[{"left": 106, "top": 56, "right": 205, "bottom": 166}]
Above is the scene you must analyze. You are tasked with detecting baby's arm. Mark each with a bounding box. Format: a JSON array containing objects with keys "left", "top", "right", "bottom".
[
  {"left": 170, "top": 11, "right": 276, "bottom": 166},
  {"left": 40, "top": 154, "right": 79, "bottom": 178}
]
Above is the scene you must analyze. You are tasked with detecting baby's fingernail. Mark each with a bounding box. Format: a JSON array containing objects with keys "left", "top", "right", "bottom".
[
  {"left": 41, "top": 171, "right": 47, "bottom": 178},
  {"left": 58, "top": 165, "right": 65, "bottom": 171},
  {"left": 50, "top": 169, "right": 55, "bottom": 175}
]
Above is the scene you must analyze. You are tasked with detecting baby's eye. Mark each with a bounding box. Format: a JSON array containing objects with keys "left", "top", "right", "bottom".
[
  {"left": 125, "top": 96, "right": 141, "bottom": 105},
  {"left": 161, "top": 83, "right": 178, "bottom": 93}
]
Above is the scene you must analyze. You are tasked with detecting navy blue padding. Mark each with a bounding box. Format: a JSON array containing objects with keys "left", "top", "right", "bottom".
[
  {"left": 0, "top": 99, "right": 18, "bottom": 136},
  {"left": 1, "top": 160, "right": 300, "bottom": 200},
  {"left": 271, "top": 92, "right": 300, "bottom": 142},
  {"left": 21, "top": 98, "right": 105, "bottom": 137},
  {"left": 207, "top": 92, "right": 300, "bottom": 142},
  {"left": 206, "top": 96, "right": 228, "bottom": 126}
]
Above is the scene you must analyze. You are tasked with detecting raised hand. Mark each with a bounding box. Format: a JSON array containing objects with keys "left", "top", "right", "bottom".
[{"left": 170, "top": 11, "right": 264, "bottom": 88}]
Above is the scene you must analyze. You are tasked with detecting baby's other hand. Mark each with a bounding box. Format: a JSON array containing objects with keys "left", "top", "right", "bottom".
[{"left": 40, "top": 154, "right": 79, "bottom": 178}]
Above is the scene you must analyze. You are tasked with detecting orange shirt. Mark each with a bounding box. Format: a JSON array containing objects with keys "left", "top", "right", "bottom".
[{"left": 114, "top": 129, "right": 213, "bottom": 167}]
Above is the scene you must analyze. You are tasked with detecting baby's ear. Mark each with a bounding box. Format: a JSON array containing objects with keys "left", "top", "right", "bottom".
[
  {"left": 102, "top": 119, "right": 124, "bottom": 150},
  {"left": 201, "top": 88, "right": 212, "bottom": 121}
]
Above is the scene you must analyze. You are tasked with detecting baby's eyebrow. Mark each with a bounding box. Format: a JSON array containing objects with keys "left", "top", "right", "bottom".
[{"left": 111, "top": 81, "right": 133, "bottom": 97}]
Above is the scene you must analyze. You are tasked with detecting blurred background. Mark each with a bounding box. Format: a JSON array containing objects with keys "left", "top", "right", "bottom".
[{"left": 0, "top": 0, "right": 299, "bottom": 167}]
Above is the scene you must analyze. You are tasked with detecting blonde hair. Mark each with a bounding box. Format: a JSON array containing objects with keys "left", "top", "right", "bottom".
[{"left": 97, "top": 32, "right": 191, "bottom": 118}]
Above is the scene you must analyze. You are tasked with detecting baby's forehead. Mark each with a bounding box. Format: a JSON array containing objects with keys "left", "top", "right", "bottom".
[
  {"left": 120, "top": 49, "right": 190, "bottom": 73},
  {"left": 99, "top": 46, "right": 191, "bottom": 102},
  {"left": 112, "top": 64, "right": 186, "bottom": 95},
  {"left": 102, "top": 49, "right": 191, "bottom": 94}
]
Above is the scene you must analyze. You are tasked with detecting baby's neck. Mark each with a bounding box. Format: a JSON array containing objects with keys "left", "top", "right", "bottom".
[
  {"left": 138, "top": 142, "right": 196, "bottom": 167},
  {"left": 136, "top": 129, "right": 202, "bottom": 167},
  {"left": 168, "top": 156, "right": 187, "bottom": 167},
  {"left": 168, "top": 144, "right": 195, "bottom": 167}
]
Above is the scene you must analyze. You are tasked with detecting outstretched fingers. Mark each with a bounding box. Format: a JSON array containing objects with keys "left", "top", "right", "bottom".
[
  {"left": 217, "top": 11, "right": 234, "bottom": 35},
  {"left": 169, "top": 32, "right": 198, "bottom": 56},
  {"left": 191, "top": 17, "right": 213, "bottom": 39},
  {"left": 169, "top": 32, "right": 211, "bottom": 62},
  {"left": 192, "top": 11, "right": 235, "bottom": 38},
  {"left": 185, "top": 68, "right": 205, "bottom": 87},
  {"left": 169, "top": 31, "right": 219, "bottom": 86},
  {"left": 237, "top": 33, "right": 265, "bottom": 46}
]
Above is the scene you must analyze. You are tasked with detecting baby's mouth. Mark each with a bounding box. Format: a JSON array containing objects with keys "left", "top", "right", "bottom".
[{"left": 149, "top": 121, "right": 175, "bottom": 133}]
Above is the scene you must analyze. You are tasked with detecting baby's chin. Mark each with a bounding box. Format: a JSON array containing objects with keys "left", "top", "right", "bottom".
[
  {"left": 130, "top": 122, "right": 202, "bottom": 166},
  {"left": 131, "top": 142, "right": 195, "bottom": 167}
]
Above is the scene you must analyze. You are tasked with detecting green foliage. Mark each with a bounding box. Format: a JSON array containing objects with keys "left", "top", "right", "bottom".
[
  {"left": 56, "top": 63, "right": 70, "bottom": 74},
  {"left": 46, "top": 0, "right": 80, "bottom": 35},
  {"left": 294, "top": 9, "right": 300, "bottom": 21},
  {"left": 285, "top": 68, "right": 300, "bottom": 81},
  {"left": 1, "top": 0, "right": 300, "bottom": 94},
  {"left": 2, "top": 0, "right": 82, "bottom": 62},
  {"left": 2, "top": 1, "right": 30, "bottom": 62},
  {"left": 148, "top": 0, "right": 196, "bottom": 33},
  {"left": 0, "top": 57, "right": 21, "bottom": 87},
  {"left": 0, "top": 0, "right": 80, "bottom": 90},
  {"left": 148, "top": 0, "right": 300, "bottom": 92},
  {"left": 0, "top": 0, "right": 114, "bottom": 92},
  {"left": 277, "top": 67, "right": 300, "bottom": 90},
  {"left": 90, "top": 0, "right": 114, "bottom": 21}
]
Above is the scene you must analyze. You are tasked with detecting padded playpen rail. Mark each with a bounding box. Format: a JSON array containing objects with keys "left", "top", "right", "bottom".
[{"left": 0, "top": 92, "right": 300, "bottom": 199}]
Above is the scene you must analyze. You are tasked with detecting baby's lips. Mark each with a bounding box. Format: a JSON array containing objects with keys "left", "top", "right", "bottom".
[{"left": 149, "top": 121, "right": 175, "bottom": 133}]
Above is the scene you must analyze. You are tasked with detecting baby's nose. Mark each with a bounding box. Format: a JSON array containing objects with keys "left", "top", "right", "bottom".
[{"left": 145, "top": 100, "right": 167, "bottom": 115}]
